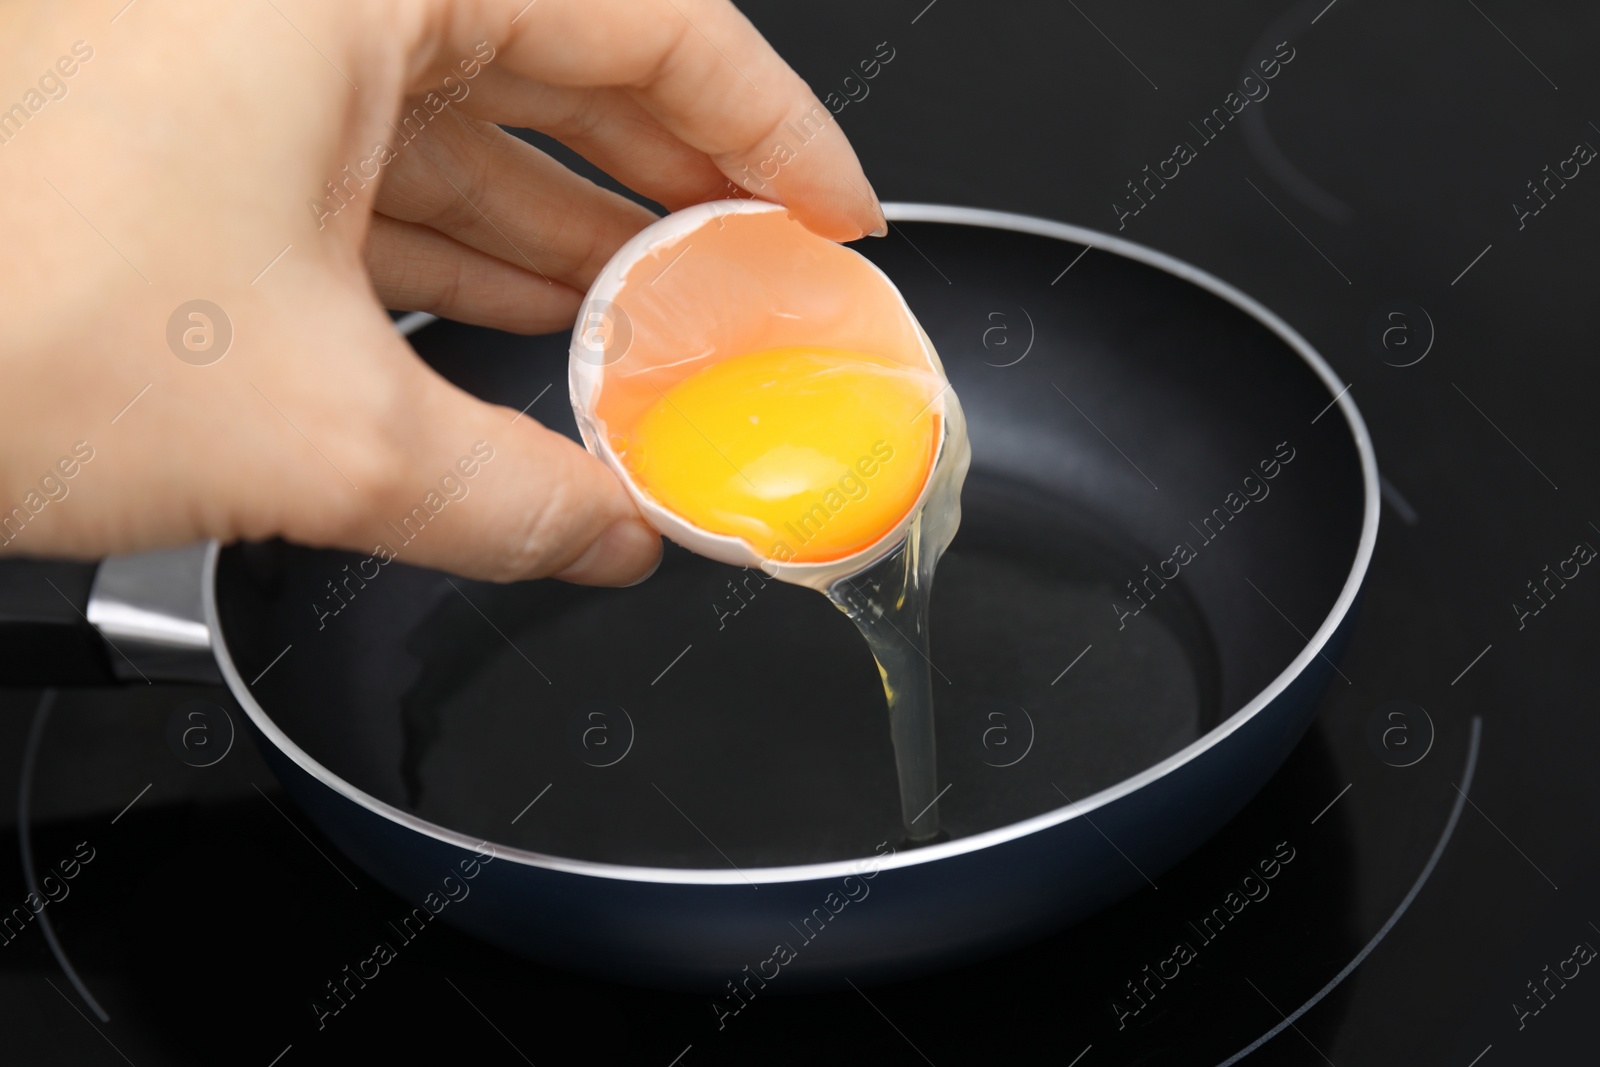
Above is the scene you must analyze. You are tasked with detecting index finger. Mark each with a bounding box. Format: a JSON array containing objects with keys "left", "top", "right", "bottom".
[{"left": 415, "top": 0, "right": 886, "bottom": 242}]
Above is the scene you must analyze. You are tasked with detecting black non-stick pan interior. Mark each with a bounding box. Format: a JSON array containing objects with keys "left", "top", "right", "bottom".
[{"left": 218, "top": 217, "right": 1365, "bottom": 869}]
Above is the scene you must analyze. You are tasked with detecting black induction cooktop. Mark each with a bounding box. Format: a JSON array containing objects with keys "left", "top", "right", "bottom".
[{"left": 5, "top": 0, "right": 1599, "bottom": 1063}]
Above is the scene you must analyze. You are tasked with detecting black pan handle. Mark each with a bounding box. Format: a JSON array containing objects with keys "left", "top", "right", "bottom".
[
  {"left": 0, "top": 559, "right": 115, "bottom": 685},
  {"left": 0, "top": 544, "right": 220, "bottom": 687}
]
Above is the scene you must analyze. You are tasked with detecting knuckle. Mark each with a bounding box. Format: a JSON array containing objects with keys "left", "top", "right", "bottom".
[
  {"left": 492, "top": 447, "right": 598, "bottom": 581},
  {"left": 498, "top": 494, "right": 574, "bottom": 581},
  {"left": 429, "top": 253, "right": 469, "bottom": 318}
]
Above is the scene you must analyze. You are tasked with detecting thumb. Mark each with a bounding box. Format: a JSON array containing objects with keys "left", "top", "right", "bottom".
[{"left": 294, "top": 314, "right": 663, "bottom": 587}]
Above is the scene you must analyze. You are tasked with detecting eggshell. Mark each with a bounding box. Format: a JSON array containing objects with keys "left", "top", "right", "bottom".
[{"left": 569, "top": 199, "right": 959, "bottom": 588}]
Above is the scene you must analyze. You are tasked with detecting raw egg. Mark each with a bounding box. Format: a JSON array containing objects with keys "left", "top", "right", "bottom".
[
  {"left": 568, "top": 199, "right": 968, "bottom": 590},
  {"left": 615, "top": 346, "right": 941, "bottom": 564}
]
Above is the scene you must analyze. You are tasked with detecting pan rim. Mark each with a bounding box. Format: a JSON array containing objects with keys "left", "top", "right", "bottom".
[{"left": 206, "top": 202, "right": 1380, "bottom": 887}]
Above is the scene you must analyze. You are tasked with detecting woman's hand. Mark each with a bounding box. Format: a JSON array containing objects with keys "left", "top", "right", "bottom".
[{"left": 0, "top": 0, "right": 883, "bottom": 584}]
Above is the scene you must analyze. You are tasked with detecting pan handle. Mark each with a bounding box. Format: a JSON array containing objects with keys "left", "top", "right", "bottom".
[
  {"left": 0, "top": 558, "right": 113, "bottom": 685},
  {"left": 0, "top": 543, "right": 221, "bottom": 686}
]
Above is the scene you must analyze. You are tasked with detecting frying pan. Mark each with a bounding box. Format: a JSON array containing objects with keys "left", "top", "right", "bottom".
[{"left": 0, "top": 204, "right": 1376, "bottom": 992}]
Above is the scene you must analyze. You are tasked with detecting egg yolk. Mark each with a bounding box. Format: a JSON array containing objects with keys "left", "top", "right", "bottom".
[{"left": 615, "top": 347, "right": 941, "bottom": 563}]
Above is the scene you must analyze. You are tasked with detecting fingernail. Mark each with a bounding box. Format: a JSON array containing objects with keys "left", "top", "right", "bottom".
[
  {"left": 869, "top": 224, "right": 888, "bottom": 238},
  {"left": 555, "top": 519, "right": 663, "bottom": 586}
]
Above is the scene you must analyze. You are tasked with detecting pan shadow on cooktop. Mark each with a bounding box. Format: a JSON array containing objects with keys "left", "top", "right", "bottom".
[{"left": 386, "top": 472, "right": 1223, "bottom": 868}]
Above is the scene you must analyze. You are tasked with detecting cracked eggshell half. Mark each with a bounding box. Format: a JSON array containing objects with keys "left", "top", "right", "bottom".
[{"left": 568, "top": 199, "right": 961, "bottom": 590}]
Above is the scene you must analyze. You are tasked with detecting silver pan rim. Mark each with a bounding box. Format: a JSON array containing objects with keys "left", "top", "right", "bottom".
[{"left": 205, "top": 202, "right": 1380, "bottom": 887}]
